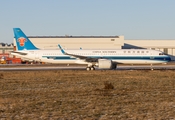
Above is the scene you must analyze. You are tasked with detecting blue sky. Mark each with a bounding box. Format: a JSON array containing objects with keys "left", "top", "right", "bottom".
[{"left": 0, "top": 0, "right": 175, "bottom": 43}]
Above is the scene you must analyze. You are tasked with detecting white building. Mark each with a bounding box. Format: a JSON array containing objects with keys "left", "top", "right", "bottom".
[
  {"left": 20, "top": 36, "right": 124, "bottom": 49},
  {"left": 0, "top": 43, "right": 13, "bottom": 57}
]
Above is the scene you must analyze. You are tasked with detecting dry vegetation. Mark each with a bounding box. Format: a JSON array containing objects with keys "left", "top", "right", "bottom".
[{"left": 0, "top": 70, "right": 175, "bottom": 119}]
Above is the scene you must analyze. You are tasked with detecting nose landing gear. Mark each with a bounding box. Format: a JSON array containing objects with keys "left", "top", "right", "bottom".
[{"left": 150, "top": 64, "right": 154, "bottom": 70}]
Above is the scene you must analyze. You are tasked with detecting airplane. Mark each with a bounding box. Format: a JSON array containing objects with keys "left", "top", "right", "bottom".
[{"left": 11, "top": 28, "right": 171, "bottom": 70}]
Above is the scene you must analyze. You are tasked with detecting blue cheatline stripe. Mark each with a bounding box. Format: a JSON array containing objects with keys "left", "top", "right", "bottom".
[
  {"left": 42, "top": 56, "right": 171, "bottom": 62},
  {"left": 42, "top": 56, "right": 76, "bottom": 60}
]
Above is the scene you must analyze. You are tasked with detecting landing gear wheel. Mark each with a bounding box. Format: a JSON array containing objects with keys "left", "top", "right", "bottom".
[
  {"left": 90, "top": 67, "right": 95, "bottom": 71},
  {"left": 86, "top": 67, "right": 91, "bottom": 71},
  {"left": 86, "top": 67, "right": 95, "bottom": 71}
]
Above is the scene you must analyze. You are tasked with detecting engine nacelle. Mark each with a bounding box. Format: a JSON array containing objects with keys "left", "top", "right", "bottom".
[{"left": 98, "top": 59, "right": 116, "bottom": 69}]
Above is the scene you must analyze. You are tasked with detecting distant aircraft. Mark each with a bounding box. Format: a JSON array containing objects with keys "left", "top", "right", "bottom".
[{"left": 11, "top": 28, "right": 171, "bottom": 70}]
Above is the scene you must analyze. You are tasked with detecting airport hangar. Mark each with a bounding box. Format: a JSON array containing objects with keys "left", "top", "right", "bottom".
[{"left": 13, "top": 35, "right": 175, "bottom": 61}]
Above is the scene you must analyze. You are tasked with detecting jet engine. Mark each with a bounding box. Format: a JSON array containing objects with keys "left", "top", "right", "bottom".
[{"left": 98, "top": 59, "right": 116, "bottom": 69}]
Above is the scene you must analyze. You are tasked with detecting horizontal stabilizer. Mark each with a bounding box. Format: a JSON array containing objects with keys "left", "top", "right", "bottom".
[{"left": 11, "top": 51, "right": 28, "bottom": 55}]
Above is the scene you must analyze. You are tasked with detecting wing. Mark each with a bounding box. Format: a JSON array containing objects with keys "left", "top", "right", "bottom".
[{"left": 58, "top": 44, "right": 99, "bottom": 62}]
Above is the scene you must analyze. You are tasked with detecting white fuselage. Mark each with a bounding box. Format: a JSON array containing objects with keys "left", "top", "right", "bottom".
[{"left": 11, "top": 49, "right": 171, "bottom": 65}]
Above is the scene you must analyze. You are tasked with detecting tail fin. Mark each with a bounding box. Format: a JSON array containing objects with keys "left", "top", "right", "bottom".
[{"left": 13, "top": 28, "right": 38, "bottom": 50}]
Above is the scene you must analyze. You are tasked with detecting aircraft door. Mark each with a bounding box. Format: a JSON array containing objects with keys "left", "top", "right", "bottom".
[
  {"left": 35, "top": 52, "right": 39, "bottom": 60},
  {"left": 150, "top": 52, "right": 154, "bottom": 60}
]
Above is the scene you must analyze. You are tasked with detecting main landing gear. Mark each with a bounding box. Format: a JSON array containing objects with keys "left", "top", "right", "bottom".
[{"left": 86, "top": 66, "right": 95, "bottom": 71}]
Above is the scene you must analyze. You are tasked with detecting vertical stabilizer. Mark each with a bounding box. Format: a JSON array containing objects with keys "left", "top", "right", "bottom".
[{"left": 13, "top": 28, "right": 38, "bottom": 50}]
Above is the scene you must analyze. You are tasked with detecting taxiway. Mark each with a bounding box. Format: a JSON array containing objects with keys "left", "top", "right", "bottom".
[{"left": 0, "top": 64, "right": 174, "bottom": 71}]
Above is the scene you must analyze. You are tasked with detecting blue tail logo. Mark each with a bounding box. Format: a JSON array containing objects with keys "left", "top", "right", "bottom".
[{"left": 13, "top": 28, "right": 38, "bottom": 50}]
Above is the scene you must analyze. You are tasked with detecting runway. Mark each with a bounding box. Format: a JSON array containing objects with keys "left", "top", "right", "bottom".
[{"left": 0, "top": 64, "right": 175, "bottom": 71}]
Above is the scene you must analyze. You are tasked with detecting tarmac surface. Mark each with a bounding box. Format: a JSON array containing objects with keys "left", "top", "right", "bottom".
[{"left": 0, "top": 64, "right": 175, "bottom": 71}]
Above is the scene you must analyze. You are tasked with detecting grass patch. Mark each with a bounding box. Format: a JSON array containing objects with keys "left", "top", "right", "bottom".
[
  {"left": 0, "top": 73, "right": 4, "bottom": 79},
  {"left": 0, "top": 70, "right": 175, "bottom": 119},
  {"left": 104, "top": 81, "right": 114, "bottom": 90}
]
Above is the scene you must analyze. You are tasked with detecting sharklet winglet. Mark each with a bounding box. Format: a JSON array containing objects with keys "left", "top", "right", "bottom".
[{"left": 58, "top": 44, "right": 66, "bottom": 54}]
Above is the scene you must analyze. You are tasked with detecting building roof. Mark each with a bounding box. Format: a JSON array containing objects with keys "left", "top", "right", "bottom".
[{"left": 27, "top": 36, "right": 119, "bottom": 38}]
